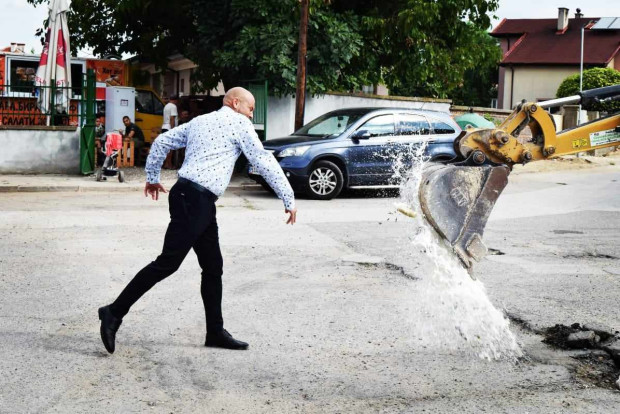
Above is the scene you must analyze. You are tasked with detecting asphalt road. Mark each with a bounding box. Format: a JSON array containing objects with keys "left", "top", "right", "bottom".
[{"left": 1, "top": 165, "right": 619, "bottom": 413}]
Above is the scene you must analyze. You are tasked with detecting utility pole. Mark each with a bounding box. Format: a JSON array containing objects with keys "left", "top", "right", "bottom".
[{"left": 294, "top": 0, "right": 309, "bottom": 131}]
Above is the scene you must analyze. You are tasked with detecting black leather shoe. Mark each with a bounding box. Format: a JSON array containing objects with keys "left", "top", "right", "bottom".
[
  {"left": 98, "top": 305, "right": 122, "bottom": 354},
  {"left": 205, "top": 329, "right": 249, "bottom": 350}
]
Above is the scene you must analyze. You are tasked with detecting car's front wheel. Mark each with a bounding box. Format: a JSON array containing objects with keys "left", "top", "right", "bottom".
[{"left": 306, "top": 160, "right": 343, "bottom": 200}]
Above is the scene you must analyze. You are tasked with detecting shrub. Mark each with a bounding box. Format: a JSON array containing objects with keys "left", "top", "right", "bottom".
[{"left": 556, "top": 67, "right": 620, "bottom": 112}]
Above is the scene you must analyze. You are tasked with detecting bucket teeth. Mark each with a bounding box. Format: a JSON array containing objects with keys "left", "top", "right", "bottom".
[{"left": 418, "top": 163, "right": 510, "bottom": 270}]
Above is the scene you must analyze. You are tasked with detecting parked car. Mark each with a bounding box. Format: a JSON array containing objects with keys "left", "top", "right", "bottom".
[{"left": 249, "top": 107, "right": 461, "bottom": 199}]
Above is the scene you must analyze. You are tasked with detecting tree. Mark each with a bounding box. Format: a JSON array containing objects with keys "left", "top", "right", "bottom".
[
  {"left": 28, "top": 0, "right": 501, "bottom": 99},
  {"left": 190, "top": 0, "right": 367, "bottom": 95},
  {"left": 556, "top": 67, "right": 620, "bottom": 112},
  {"left": 29, "top": 0, "right": 197, "bottom": 69},
  {"left": 333, "top": 0, "right": 501, "bottom": 98},
  {"left": 448, "top": 29, "right": 501, "bottom": 107}
]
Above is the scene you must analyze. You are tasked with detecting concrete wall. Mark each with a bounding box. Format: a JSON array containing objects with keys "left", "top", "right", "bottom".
[
  {"left": 0, "top": 127, "right": 80, "bottom": 174},
  {"left": 502, "top": 66, "right": 579, "bottom": 109},
  {"left": 266, "top": 92, "right": 451, "bottom": 139}
]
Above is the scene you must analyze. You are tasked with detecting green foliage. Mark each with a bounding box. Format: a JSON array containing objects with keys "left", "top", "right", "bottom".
[
  {"left": 482, "top": 113, "right": 501, "bottom": 126},
  {"left": 191, "top": 0, "right": 367, "bottom": 95},
  {"left": 336, "top": 0, "right": 501, "bottom": 98},
  {"left": 28, "top": 0, "right": 501, "bottom": 100},
  {"left": 29, "top": 0, "right": 197, "bottom": 68},
  {"left": 447, "top": 30, "right": 501, "bottom": 106},
  {"left": 557, "top": 67, "right": 620, "bottom": 112}
]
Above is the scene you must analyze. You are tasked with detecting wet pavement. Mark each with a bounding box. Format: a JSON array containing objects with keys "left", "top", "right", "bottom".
[{"left": 0, "top": 164, "right": 619, "bottom": 412}]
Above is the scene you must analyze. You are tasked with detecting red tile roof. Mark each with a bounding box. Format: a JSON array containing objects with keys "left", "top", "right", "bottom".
[{"left": 491, "top": 18, "right": 620, "bottom": 66}]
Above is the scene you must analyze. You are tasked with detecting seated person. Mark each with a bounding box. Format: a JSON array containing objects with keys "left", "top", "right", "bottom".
[
  {"left": 95, "top": 114, "right": 107, "bottom": 166},
  {"left": 120, "top": 116, "right": 145, "bottom": 165},
  {"left": 178, "top": 109, "right": 191, "bottom": 126}
]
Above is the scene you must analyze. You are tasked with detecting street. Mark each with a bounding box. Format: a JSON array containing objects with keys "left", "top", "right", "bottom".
[{"left": 1, "top": 163, "right": 620, "bottom": 413}]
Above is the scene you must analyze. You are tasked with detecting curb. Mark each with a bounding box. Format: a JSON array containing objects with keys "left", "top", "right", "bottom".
[{"left": 0, "top": 183, "right": 262, "bottom": 193}]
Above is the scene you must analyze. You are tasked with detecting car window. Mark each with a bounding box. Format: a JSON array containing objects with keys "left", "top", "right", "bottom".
[
  {"left": 358, "top": 114, "right": 395, "bottom": 137},
  {"left": 307, "top": 115, "right": 355, "bottom": 135},
  {"left": 136, "top": 90, "right": 153, "bottom": 114},
  {"left": 135, "top": 90, "right": 164, "bottom": 115},
  {"left": 152, "top": 93, "right": 164, "bottom": 115},
  {"left": 295, "top": 111, "right": 366, "bottom": 137},
  {"left": 399, "top": 114, "right": 430, "bottom": 135},
  {"left": 430, "top": 119, "right": 456, "bottom": 134}
]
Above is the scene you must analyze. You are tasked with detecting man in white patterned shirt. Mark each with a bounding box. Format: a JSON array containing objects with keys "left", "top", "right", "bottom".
[{"left": 98, "top": 87, "right": 297, "bottom": 353}]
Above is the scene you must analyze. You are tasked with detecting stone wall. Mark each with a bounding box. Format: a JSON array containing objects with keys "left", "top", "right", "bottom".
[{"left": 0, "top": 126, "right": 80, "bottom": 174}]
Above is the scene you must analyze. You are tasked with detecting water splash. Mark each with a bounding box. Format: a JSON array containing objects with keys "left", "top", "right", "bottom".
[{"left": 395, "top": 143, "right": 522, "bottom": 361}]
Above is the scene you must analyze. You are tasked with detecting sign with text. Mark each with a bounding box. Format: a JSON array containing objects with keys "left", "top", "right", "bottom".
[
  {"left": 0, "top": 97, "right": 79, "bottom": 126},
  {"left": 86, "top": 60, "right": 126, "bottom": 87}
]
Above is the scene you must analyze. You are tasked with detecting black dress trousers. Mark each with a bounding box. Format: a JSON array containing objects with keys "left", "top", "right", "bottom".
[{"left": 110, "top": 178, "right": 224, "bottom": 333}]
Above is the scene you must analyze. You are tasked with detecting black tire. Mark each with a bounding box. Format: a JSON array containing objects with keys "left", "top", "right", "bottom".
[
  {"left": 306, "top": 160, "right": 344, "bottom": 200},
  {"left": 118, "top": 170, "right": 125, "bottom": 183}
]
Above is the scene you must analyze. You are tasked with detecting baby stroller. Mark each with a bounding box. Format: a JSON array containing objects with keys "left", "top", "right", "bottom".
[{"left": 96, "top": 132, "right": 126, "bottom": 182}]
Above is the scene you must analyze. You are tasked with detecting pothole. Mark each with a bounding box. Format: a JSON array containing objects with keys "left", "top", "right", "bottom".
[
  {"left": 488, "top": 248, "right": 505, "bottom": 255},
  {"left": 507, "top": 314, "right": 620, "bottom": 390},
  {"left": 542, "top": 323, "right": 620, "bottom": 390},
  {"left": 563, "top": 252, "right": 618, "bottom": 260},
  {"left": 353, "top": 261, "right": 419, "bottom": 281},
  {"left": 384, "top": 262, "right": 419, "bottom": 280}
]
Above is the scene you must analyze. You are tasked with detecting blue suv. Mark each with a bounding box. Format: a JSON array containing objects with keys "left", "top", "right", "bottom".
[{"left": 249, "top": 107, "right": 461, "bottom": 199}]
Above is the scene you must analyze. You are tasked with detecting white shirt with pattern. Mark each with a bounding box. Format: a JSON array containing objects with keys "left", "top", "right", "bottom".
[{"left": 146, "top": 106, "right": 295, "bottom": 210}]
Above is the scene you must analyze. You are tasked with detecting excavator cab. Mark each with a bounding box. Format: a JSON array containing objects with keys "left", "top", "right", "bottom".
[{"left": 417, "top": 85, "right": 620, "bottom": 271}]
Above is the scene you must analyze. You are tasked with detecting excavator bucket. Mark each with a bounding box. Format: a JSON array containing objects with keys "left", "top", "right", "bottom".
[{"left": 418, "top": 163, "right": 510, "bottom": 270}]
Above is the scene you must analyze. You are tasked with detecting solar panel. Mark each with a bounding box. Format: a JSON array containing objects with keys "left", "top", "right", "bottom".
[{"left": 591, "top": 17, "right": 620, "bottom": 30}]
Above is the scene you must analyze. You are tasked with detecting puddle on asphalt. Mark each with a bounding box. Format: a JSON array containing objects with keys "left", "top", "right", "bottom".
[{"left": 395, "top": 146, "right": 522, "bottom": 361}]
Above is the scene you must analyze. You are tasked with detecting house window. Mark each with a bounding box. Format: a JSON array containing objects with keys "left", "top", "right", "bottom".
[
  {"left": 181, "top": 78, "right": 185, "bottom": 94},
  {"left": 8, "top": 58, "right": 38, "bottom": 94},
  {"left": 151, "top": 74, "right": 161, "bottom": 96},
  {"left": 70, "top": 62, "right": 85, "bottom": 96},
  {"left": 7, "top": 56, "right": 84, "bottom": 96}
]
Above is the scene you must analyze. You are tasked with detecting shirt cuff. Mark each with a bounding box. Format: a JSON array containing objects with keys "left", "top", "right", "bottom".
[
  {"left": 146, "top": 170, "right": 161, "bottom": 184},
  {"left": 284, "top": 197, "right": 295, "bottom": 211}
]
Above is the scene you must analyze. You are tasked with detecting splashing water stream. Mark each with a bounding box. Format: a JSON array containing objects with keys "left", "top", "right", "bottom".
[{"left": 394, "top": 143, "right": 522, "bottom": 361}]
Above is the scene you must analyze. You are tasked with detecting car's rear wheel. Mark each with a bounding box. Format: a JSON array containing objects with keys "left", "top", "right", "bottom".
[{"left": 306, "top": 160, "right": 343, "bottom": 200}]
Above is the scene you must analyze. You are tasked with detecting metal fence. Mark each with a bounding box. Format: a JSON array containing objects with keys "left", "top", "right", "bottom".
[
  {"left": 0, "top": 73, "right": 92, "bottom": 127},
  {"left": 0, "top": 69, "right": 97, "bottom": 174}
]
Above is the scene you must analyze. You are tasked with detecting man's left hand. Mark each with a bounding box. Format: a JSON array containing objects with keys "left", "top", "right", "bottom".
[
  {"left": 285, "top": 208, "right": 297, "bottom": 225},
  {"left": 144, "top": 182, "right": 167, "bottom": 200}
]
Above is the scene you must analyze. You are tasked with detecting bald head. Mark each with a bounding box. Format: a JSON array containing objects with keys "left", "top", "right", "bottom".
[{"left": 223, "top": 87, "right": 255, "bottom": 120}]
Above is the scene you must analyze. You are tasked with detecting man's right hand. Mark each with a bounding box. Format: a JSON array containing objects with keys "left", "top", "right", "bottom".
[
  {"left": 285, "top": 208, "right": 297, "bottom": 225},
  {"left": 144, "top": 182, "right": 167, "bottom": 200}
]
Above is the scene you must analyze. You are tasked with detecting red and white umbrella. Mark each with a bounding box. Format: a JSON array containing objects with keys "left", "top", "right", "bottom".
[{"left": 35, "top": 0, "right": 72, "bottom": 116}]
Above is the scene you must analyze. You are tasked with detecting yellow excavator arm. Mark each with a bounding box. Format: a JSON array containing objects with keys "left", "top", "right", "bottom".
[{"left": 418, "top": 85, "right": 620, "bottom": 271}]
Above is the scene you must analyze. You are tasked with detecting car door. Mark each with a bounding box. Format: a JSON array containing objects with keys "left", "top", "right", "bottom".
[
  {"left": 347, "top": 114, "right": 397, "bottom": 186},
  {"left": 389, "top": 113, "right": 432, "bottom": 181}
]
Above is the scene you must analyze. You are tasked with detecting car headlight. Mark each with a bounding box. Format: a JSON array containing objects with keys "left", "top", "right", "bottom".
[{"left": 278, "top": 145, "right": 310, "bottom": 157}]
